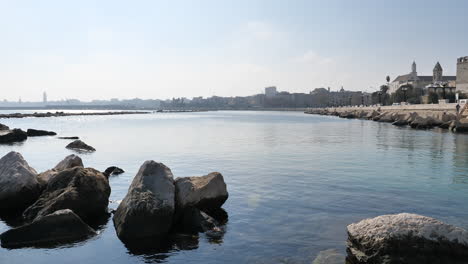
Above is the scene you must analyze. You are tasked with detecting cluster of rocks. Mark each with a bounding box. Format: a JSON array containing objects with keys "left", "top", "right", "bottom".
[
  {"left": 0, "top": 122, "right": 97, "bottom": 152},
  {"left": 0, "top": 111, "right": 150, "bottom": 119},
  {"left": 113, "top": 161, "right": 228, "bottom": 244},
  {"left": 346, "top": 213, "right": 468, "bottom": 264},
  {"left": 305, "top": 108, "right": 468, "bottom": 132},
  {"left": 0, "top": 152, "right": 228, "bottom": 249}
]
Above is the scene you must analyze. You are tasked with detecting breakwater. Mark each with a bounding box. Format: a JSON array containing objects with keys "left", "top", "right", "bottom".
[
  {"left": 305, "top": 103, "right": 468, "bottom": 132},
  {"left": 0, "top": 111, "right": 150, "bottom": 119}
]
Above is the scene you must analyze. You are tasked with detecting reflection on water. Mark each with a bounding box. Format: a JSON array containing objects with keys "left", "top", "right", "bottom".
[{"left": 1, "top": 111, "right": 468, "bottom": 263}]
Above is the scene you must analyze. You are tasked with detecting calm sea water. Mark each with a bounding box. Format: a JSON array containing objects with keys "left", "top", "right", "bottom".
[{"left": 1, "top": 110, "right": 468, "bottom": 264}]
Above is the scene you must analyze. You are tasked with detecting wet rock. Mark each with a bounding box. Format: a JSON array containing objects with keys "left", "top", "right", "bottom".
[
  {"left": 312, "top": 249, "right": 345, "bottom": 264},
  {"left": 376, "top": 112, "right": 396, "bottom": 123},
  {"left": 392, "top": 119, "right": 408, "bottom": 126},
  {"left": 175, "top": 172, "right": 228, "bottom": 212},
  {"left": 37, "top": 155, "right": 84, "bottom": 187},
  {"left": 66, "top": 140, "right": 96, "bottom": 152},
  {"left": 0, "top": 209, "right": 96, "bottom": 248},
  {"left": 346, "top": 213, "right": 468, "bottom": 264},
  {"left": 410, "top": 116, "right": 436, "bottom": 129},
  {"left": 26, "top": 129, "right": 57, "bottom": 137},
  {"left": 366, "top": 110, "right": 380, "bottom": 120},
  {"left": 440, "top": 120, "right": 455, "bottom": 129},
  {"left": 453, "top": 119, "right": 468, "bottom": 132},
  {"left": 0, "top": 124, "right": 9, "bottom": 130},
  {"left": 0, "top": 129, "right": 27, "bottom": 144},
  {"left": 103, "top": 166, "right": 125, "bottom": 177},
  {"left": 23, "top": 167, "right": 110, "bottom": 222},
  {"left": 0, "top": 152, "right": 40, "bottom": 211},
  {"left": 113, "top": 161, "right": 175, "bottom": 241}
]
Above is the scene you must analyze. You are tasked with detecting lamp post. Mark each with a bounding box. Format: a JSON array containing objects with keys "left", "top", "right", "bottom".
[{"left": 402, "top": 87, "right": 408, "bottom": 103}]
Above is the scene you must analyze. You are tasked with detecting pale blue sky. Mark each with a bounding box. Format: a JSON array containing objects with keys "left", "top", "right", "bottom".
[{"left": 1, "top": 0, "right": 467, "bottom": 101}]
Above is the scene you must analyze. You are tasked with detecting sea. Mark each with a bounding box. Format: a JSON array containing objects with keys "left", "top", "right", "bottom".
[{"left": 1, "top": 110, "right": 468, "bottom": 263}]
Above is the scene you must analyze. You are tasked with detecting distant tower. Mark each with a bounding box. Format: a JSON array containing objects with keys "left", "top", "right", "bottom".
[
  {"left": 433, "top": 62, "right": 443, "bottom": 82},
  {"left": 411, "top": 61, "right": 417, "bottom": 77},
  {"left": 43, "top": 91, "right": 48, "bottom": 104}
]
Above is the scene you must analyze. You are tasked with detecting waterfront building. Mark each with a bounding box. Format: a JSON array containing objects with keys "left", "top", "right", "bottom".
[
  {"left": 456, "top": 56, "right": 468, "bottom": 93},
  {"left": 265, "top": 86, "right": 278, "bottom": 98},
  {"left": 389, "top": 61, "right": 455, "bottom": 95}
]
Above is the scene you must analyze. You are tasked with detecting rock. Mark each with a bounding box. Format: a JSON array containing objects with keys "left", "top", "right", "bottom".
[
  {"left": 37, "top": 155, "right": 84, "bottom": 187},
  {"left": 113, "top": 161, "right": 175, "bottom": 241},
  {"left": 410, "top": 116, "right": 436, "bottom": 129},
  {"left": 392, "top": 119, "right": 408, "bottom": 126},
  {"left": 103, "top": 166, "right": 125, "bottom": 177},
  {"left": 346, "top": 213, "right": 468, "bottom": 264},
  {"left": 177, "top": 207, "right": 219, "bottom": 234},
  {"left": 366, "top": 110, "right": 380, "bottom": 120},
  {"left": 0, "top": 152, "right": 40, "bottom": 211},
  {"left": 175, "top": 172, "right": 228, "bottom": 212},
  {"left": 453, "top": 119, "right": 468, "bottom": 132},
  {"left": 0, "top": 124, "right": 9, "bottom": 130},
  {"left": 58, "top": 136, "right": 79, "bottom": 140},
  {"left": 23, "top": 167, "right": 110, "bottom": 222},
  {"left": 26, "top": 129, "right": 57, "bottom": 137},
  {"left": 440, "top": 120, "right": 455, "bottom": 129},
  {"left": 0, "top": 209, "right": 96, "bottom": 248},
  {"left": 376, "top": 112, "right": 396, "bottom": 123},
  {"left": 0, "top": 129, "right": 27, "bottom": 144},
  {"left": 312, "top": 249, "right": 345, "bottom": 264},
  {"left": 66, "top": 140, "right": 96, "bottom": 152}
]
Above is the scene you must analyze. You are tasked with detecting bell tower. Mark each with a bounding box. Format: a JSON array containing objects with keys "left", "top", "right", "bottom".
[{"left": 433, "top": 62, "right": 443, "bottom": 82}]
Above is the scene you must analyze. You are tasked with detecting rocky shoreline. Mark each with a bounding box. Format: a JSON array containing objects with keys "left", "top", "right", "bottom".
[
  {"left": 305, "top": 107, "right": 468, "bottom": 132},
  {"left": 0, "top": 111, "right": 150, "bottom": 119},
  {"left": 0, "top": 152, "right": 229, "bottom": 249}
]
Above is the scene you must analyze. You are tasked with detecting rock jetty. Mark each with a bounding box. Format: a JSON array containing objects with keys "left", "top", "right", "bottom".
[
  {"left": 0, "top": 111, "right": 150, "bottom": 119},
  {"left": 305, "top": 107, "right": 466, "bottom": 132},
  {"left": 346, "top": 213, "right": 468, "bottom": 264}
]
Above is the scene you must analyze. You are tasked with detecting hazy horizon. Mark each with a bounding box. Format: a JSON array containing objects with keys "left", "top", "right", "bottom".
[{"left": 1, "top": 0, "right": 467, "bottom": 101}]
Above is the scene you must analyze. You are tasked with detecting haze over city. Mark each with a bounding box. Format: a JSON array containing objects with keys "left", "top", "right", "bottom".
[{"left": 1, "top": 0, "right": 467, "bottom": 101}]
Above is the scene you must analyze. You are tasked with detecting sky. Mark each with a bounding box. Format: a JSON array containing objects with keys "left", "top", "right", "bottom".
[{"left": 1, "top": 0, "right": 467, "bottom": 101}]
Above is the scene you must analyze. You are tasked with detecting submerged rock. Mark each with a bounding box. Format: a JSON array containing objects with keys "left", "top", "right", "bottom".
[
  {"left": 0, "top": 129, "right": 27, "bottom": 144},
  {"left": 175, "top": 172, "right": 228, "bottom": 212},
  {"left": 346, "top": 213, "right": 468, "bottom": 264},
  {"left": 26, "top": 129, "right": 57, "bottom": 137},
  {"left": 103, "top": 166, "right": 125, "bottom": 177},
  {"left": 0, "top": 152, "right": 40, "bottom": 212},
  {"left": 312, "top": 249, "right": 345, "bottom": 264},
  {"left": 0, "top": 209, "right": 96, "bottom": 248},
  {"left": 66, "top": 140, "right": 96, "bottom": 152},
  {"left": 23, "top": 167, "right": 110, "bottom": 222},
  {"left": 37, "top": 155, "right": 84, "bottom": 187},
  {"left": 113, "top": 161, "right": 175, "bottom": 241}
]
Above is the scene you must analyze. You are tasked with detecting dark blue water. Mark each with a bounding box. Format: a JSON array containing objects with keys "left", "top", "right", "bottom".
[{"left": 1, "top": 111, "right": 468, "bottom": 263}]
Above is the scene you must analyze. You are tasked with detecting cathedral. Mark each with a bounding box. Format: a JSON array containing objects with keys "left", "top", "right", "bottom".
[{"left": 388, "top": 61, "right": 456, "bottom": 95}]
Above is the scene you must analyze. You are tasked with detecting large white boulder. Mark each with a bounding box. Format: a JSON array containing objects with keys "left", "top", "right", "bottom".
[{"left": 347, "top": 213, "right": 468, "bottom": 263}]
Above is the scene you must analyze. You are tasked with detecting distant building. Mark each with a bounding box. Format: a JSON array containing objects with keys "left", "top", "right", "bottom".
[
  {"left": 265, "top": 86, "right": 278, "bottom": 98},
  {"left": 389, "top": 61, "right": 456, "bottom": 94},
  {"left": 43, "top": 92, "right": 47, "bottom": 104},
  {"left": 456, "top": 56, "right": 468, "bottom": 93}
]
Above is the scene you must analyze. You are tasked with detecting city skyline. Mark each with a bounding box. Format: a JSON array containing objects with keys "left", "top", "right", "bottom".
[{"left": 1, "top": 0, "right": 467, "bottom": 101}]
